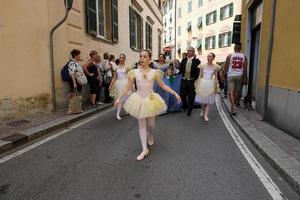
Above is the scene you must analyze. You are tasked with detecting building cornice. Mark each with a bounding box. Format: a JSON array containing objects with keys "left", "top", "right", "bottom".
[
  {"left": 143, "top": 0, "right": 163, "bottom": 26},
  {"left": 131, "top": 0, "right": 143, "bottom": 12}
]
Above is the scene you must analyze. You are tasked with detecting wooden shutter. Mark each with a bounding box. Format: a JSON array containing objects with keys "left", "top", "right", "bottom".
[
  {"left": 205, "top": 37, "right": 208, "bottom": 49},
  {"left": 129, "top": 7, "right": 136, "bottom": 48},
  {"left": 86, "top": 0, "right": 97, "bottom": 35},
  {"left": 218, "top": 34, "right": 222, "bottom": 48},
  {"left": 145, "top": 23, "right": 149, "bottom": 49},
  {"left": 111, "top": 0, "right": 118, "bottom": 42},
  {"left": 206, "top": 14, "right": 209, "bottom": 25},
  {"left": 229, "top": 3, "right": 234, "bottom": 17},
  {"left": 141, "top": 17, "right": 144, "bottom": 49},
  {"left": 228, "top": 31, "right": 232, "bottom": 46},
  {"left": 220, "top": 8, "right": 224, "bottom": 20},
  {"left": 149, "top": 25, "right": 152, "bottom": 50},
  {"left": 98, "top": 0, "right": 104, "bottom": 36},
  {"left": 213, "top": 11, "right": 217, "bottom": 23},
  {"left": 212, "top": 36, "right": 216, "bottom": 49}
]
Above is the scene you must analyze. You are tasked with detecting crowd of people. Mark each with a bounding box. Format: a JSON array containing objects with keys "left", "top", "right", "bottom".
[{"left": 64, "top": 43, "right": 248, "bottom": 161}]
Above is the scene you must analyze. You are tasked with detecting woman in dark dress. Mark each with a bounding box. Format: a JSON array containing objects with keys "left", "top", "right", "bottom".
[{"left": 84, "top": 55, "right": 101, "bottom": 107}]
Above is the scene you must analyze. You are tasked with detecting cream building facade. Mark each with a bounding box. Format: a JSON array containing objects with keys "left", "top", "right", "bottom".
[
  {"left": 0, "top": 0, "right": 163, "bottom": 119},
  {"left": 176, "top": 0, "right": 242, "bottom": 62},
  {"left": 162, "top": 0, "right": 176, "bottom": 59}
]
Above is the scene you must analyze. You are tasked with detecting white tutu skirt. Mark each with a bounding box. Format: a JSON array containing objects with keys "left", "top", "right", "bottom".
[
  {"left": 195, "top": 79, "right": 216, "bottom": 104},
  {"left": 123, "top": 92, "right": 167, "bottom": 119},
  {"left": 110, "top": 79, "right": 130, "bottom": 102}
]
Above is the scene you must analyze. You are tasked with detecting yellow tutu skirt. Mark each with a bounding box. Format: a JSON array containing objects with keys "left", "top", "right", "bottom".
[
  {"left": 110, "top": 79, "right": 130, "bottom": 101},
  {"left": 123, "top": 92, "right": 167, "bottom": 119},
  {"left": 195, "top": 78, "right": 216, "bottom": 97}
]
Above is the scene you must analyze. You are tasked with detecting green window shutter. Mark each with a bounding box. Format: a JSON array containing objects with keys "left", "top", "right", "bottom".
[
  {"left": 149, "top": 25, "right": 153, "bottom": 50},
  {"left": 212, "top": 36, "right": 216, "bottom": 49},
  {"left": 86, "top": 0, "right": 97, "bottom": 36},
  {"left": 229, "top": 3, "right": 234, "bottom": 17},
  {"left": 146, "top": 23, "right": 149, "bottom": 49},
  {"left": 111, "top": 0, "right": 118, "bottom": 42},
  {"left": 129, "top": 7, "right": 136, "bottom": 48},
  {"left": 218, "top": 34, "right": 222, "bottom": 48},
  {"left": 206, "top": 14, "right": 209, "bottom": 25},
  {"left": 228, "top": 31, "right": 232, "bottom": 46},
  {"left": 141, "top": 17, "right": 144, "bottom": 49},
  {"left": 205, "top": 38, "right": 208, "bottom": 49},
  {"left": 98, "top": 0, "right": 104, "bottom": 36},
  {"left": 220, "top": 8, "right": 223, "bottom": 20},
  {"left": 213, "top": 11, "right": 217, "bottom": 23}
]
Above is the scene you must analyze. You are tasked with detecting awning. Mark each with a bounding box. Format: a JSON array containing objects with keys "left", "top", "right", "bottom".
[{"left": 163, "top": 45, "right": 173, "bottom": 52}]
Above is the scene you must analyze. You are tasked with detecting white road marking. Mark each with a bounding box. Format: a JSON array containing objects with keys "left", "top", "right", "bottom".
[
  {"left": 0, "top": 108, "right": 114, "bottom": 164},
  {"left": 216, "top": 96, "right": 285, "bottom": 200}
]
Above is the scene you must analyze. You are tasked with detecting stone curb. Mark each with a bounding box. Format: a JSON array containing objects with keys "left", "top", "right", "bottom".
[
  {"left": 0, "top": 104, "right": 113, "bottom": 154},
  {"left": 220, "top": 96, "right": 300, "bottom": 195}
]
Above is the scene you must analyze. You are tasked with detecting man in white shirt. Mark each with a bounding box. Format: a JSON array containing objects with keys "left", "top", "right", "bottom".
[{"left": 222, "top": 43, "right": 248, "bottom": 115}]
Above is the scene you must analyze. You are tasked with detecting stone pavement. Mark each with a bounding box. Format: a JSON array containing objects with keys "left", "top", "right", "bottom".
[
  {"left": 222, "top": 96, "right": 300, "bottom": 195},
  {"left": 0, "top": 103, "right": 112, "bottom": 154}
]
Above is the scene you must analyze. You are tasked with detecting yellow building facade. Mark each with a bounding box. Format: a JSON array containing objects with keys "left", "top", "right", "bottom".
[
  {"left": 241, "top": 0, "right": 300, "bottom": 138},
  {"left": 0, "top": 0, "right": 163, "bottom": 119}
]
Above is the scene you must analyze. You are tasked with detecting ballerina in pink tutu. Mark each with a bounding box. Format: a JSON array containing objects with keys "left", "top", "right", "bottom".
[{"left": 114, "top": 50, "right": 181, "bottom": 161}]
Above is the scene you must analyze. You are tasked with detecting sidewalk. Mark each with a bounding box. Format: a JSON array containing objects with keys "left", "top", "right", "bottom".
[
  {"left": 0, "top": 103, "right": 112, "bottom": 154},
  {"left": 221, "top": 96, "right": 300, "bottom": 195}
]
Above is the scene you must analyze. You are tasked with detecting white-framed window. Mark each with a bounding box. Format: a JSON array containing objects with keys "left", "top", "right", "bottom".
[
  {"left": 196, "top": 39, "right": 202, "bottom": 55},
  {"left": 220, "top": 3, "right": 234, "bottom": 20},
  {"left": 198, "top": 0, "right": 203, "bottom": 7},
  {"left": 178, "top": 26, "right": 181, "bottom": 36},
  {"left": 178, "top": 7, "right": 182, "bottom": 18},
  {"left": 218, "top": 32, "right": 232, "bottom": 48},
  {"left": 205, "top": 35, "right": 216, "bottom": 49},
  {"left": 197, "top": 17, "right": 203, "bottom": 29},
  {"left": 129, "top": 6, "right": 144, "bottom": 50},
  {"left": 187, "top": 21, "right": 192, "bottom": 32},
  {"left": 188, "top": 1, "right": 192, "bottom": 13},
  {"left": 206, "top": 10, "right": 217, "bottom": 25}
]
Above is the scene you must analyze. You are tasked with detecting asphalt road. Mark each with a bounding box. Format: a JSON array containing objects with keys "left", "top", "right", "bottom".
[{"left": 0, "top": 101, "right": 299, "bottom": 200}]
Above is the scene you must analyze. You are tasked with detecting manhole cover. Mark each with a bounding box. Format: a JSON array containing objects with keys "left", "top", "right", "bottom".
[{"left": 6, "top": 119, "right": 31, "bottom": 127}]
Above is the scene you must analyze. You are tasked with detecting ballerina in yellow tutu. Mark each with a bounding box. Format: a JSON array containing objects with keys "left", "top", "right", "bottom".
[
  {"left": 195, "top": 53, "right": 220, "bottom": 121},
  {"left": 114, "top": 50, "right": 181, "bottom": 161},
  {"left": 109, "top": 54, "right": 132, "bottom": 120}
]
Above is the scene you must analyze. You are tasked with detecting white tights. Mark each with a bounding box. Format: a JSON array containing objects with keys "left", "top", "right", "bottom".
[
  {"left": 116, "top": 103, "right": 123, "bottom": 118},
  {"left": 137, "top": 117, "right": 155, "bottom": 150}
]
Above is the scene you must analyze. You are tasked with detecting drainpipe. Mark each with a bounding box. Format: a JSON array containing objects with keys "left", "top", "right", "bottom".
[
  {"left": 49, "top": 0, "right": 72, "bottom": 112},
  {"left": 261, "top": 0, "right": 277, "bottom": 120}
]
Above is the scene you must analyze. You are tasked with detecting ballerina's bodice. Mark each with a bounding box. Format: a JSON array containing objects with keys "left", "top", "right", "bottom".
[
  {"left": 135, "top": 69, "right": 156, "bottom": 98},
  {"left": 202, "top": 66, "right": 215, "bottom": 80},
  {"left": 116, "top": 66, "right": 127, "bottom": 80}
]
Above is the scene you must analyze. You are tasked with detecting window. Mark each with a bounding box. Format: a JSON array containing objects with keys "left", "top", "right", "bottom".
[
  {"left": 206, "top": 10, "right": 217, "bottom": 25},
  {"left": 196, "top": 39, "right": 202, "bottom": 55},
  {"left": 220, "top": 3, "right": 233, "bottom": 20},
  {"left": 145, "top": 22, "right": 153, "bottom": 50},
  {"left": 205, "top": 35, "right": 216, "bottom": 49},
  {"left": 169, "top": 31, "right": 172, "bottom": 41},
  {"left": 158, "top": 31, "right": 162, "bottom": 54},
  {"left": 178, "top": 7, "right": 182, "bottom": 18},
  {"left": 129, "top": 6, "right": 144, "bottom": 50},
  {"left": 86, "top": 0, "right": 118, "bottom": 42},
  {"left": 187, "top": 41, "right": 191, "bottom": 49},
  {"left": 178, "top": 26, "right": 181, "bottom": 36},
  {"left": 197, "top": 17, "right": 203, "bottom": 29},
  {"left": 169, "top": 13, "right": 173, "bottom": 23},
  {"left": 218, "top": 32, "right": 232, "bottom": 48},
  {"left": 177, "top": 44, "right": 181, "bottom": 54},
  {"left": 187, "top": 21, "right": 192, "bottom": 32},
  {"left": 169, "top": 0, "right": 173, "bottom": 9},
  {"left": 198, "top": 0, "right": 203, "bottom": 7},
  {"left": 188, "top": 1, "right": 192, "bottom": 13}
]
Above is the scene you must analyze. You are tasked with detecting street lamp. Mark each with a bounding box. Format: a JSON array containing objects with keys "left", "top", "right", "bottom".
[{"left": 49, "top": 0, "right": 73, "bottom": 112}]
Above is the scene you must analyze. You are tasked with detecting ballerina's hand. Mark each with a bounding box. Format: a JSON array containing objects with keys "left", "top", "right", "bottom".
[
  {"left": 175, "top": 94, "right": 181, "bottom": 104},
  {"left": 114, "top": 99, "right": 120, "bottom": 107}
]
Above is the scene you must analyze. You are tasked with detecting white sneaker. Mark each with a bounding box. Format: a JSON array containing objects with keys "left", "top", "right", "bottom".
[{"left": 96, "top": 101, "right": 104, "bottom": 105}]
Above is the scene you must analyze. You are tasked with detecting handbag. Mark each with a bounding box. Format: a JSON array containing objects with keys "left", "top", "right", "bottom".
[
  {"left": 75, "top": 71, "right": 87, "bottom": 85},
  {"left": 67, "top": 90, "right": 82, "bottom": 114}
]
